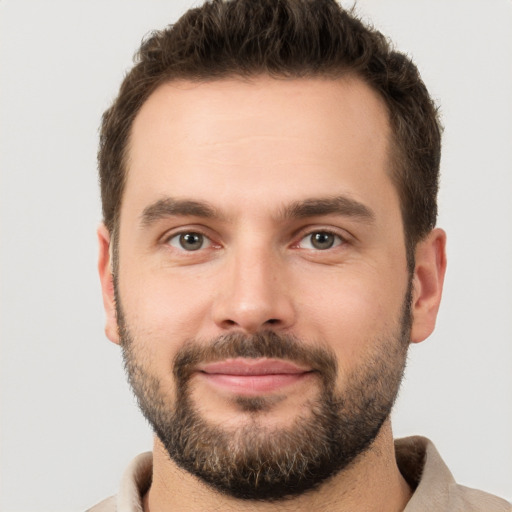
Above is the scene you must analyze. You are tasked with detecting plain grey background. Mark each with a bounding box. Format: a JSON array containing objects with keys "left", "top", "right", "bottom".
[{"left": 1, "top": 1, "right": 511, "bottom": 510}]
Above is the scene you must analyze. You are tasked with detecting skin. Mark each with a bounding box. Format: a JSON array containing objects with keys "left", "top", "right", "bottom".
[{"left": 98, "top": 76, "right": 446, "bottom": 511}]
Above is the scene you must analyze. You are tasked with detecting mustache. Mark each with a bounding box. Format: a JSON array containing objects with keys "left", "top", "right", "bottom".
[{"left": 173, "top": 331, "right": 338, "bottom": 384}]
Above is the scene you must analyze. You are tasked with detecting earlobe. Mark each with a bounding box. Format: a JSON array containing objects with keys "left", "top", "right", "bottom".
[
  {"left": 410, "top": 228, "right": 447, "bottom": 344},
  {"left": 97, "top": 223, "right": 120, "bottom": 345}
]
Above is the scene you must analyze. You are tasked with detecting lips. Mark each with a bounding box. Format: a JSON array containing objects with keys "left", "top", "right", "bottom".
[{"left": 196, "top": 358, "right": 313, "bottom": 395}]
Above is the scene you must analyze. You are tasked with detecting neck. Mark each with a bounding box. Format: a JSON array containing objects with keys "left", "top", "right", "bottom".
[{"left": 143, "top": 420, "right": 412, "bottom": 512}]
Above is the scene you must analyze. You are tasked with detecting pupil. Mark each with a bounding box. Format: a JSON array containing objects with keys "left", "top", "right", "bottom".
[
  {"left": 180, "top": 233, "right": 202, "bottom": 250},
  {"left": 312, "top": 232, "right": 334, "bottom": 249}
]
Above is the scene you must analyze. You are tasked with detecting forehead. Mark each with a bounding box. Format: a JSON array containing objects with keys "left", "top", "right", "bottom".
[{"left": 124, "top": 76, "right": 396, "bottom": 221}]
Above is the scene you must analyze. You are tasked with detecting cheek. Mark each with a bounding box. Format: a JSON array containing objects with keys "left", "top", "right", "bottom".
[
  {"left": 118, "top": 264, "right": 216, "bottom": 348},
  {"left": 295, "top": 268, "right": 405, "bottom": 369}
]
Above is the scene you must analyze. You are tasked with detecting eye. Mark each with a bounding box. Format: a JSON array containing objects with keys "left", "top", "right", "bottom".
[
  {"left": 167, "top": 232, "right": 211, "bottom": 251},
  {"left": 298, "top": 231, "right": 344, "bottom": 250}
]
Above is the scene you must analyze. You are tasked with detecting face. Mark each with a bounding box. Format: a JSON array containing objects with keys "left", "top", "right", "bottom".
[{"left": 99, "top": 76, "right": 443, "bottom": 500}]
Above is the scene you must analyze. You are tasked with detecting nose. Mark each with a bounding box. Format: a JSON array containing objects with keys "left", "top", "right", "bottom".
[{"left": 211, "top": 244, "right": 296, "bottom": 334}]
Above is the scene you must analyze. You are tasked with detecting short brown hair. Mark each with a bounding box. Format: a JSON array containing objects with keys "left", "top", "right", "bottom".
[{"left": 98, "top": 0, "right": 441, "bottom": 262}]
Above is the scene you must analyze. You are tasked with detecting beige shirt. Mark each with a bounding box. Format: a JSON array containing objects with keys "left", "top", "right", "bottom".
[{"left": 87, "top": 436, "right": 511, "bottom": 511}]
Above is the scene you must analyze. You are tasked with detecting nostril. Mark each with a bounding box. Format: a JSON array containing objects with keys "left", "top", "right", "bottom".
[{"left": 265, "top": 319, "right": 279, "bottom": 325}]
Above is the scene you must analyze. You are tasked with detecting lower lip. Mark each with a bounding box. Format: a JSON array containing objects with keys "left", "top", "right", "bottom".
[{"left": 199, "top": 372, "right": 311, "bottom": 395}]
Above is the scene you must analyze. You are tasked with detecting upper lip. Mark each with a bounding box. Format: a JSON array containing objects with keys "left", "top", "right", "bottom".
[{"left": 197, "top": 358, "right": 312, "bottom": 376}]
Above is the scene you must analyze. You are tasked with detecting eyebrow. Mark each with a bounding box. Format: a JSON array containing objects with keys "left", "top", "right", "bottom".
[
  {"left": 280, "top": 196, "right": 375, "bottom": 223},
  {"left": 139, "top": 194, "right": 375, "bottom": 228},
  {"left": 140, "top": 198, "right": 222, "bottom": 227}
]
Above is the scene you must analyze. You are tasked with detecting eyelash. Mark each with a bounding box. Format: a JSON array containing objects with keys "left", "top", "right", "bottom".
[
  {"left": 295, "top": 230, "right": 346, "bottom": 250},
  {"left": 163, "top": 227, "right": 348, "bottom": 253},
  {"left": 165, "top": 230, "right": 215, "bottom": 252}
]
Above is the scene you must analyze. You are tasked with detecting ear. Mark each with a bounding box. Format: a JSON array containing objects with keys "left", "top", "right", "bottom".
[
  {"left": 97, "top": 223, "right": 120, "bottom": 345},
  {"left": 410, "top": 228, "right": 447, "bottom": 344}
]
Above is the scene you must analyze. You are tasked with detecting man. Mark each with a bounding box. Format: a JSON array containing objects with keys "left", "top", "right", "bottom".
[{"left": 90, "top": 0, "right": 511, "bottom": 510}]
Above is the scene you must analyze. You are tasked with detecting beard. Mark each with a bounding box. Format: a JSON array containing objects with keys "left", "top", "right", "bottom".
[{"left": 117, "top": 287, "right": 411, "bottom": 501}]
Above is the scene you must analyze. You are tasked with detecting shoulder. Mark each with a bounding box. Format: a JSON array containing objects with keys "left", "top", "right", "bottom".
[
  {"left": 396, "top": 436, "right": 511, "bottom": 512},
  {"left": 85, "top": 452, "right": 153, "bottom": 512},
  {"left": 447, "top": 485, "right": 512, "bottom": 512},
  {"left": 86, "top": 495, "right": 116, "bottom": 512}
]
